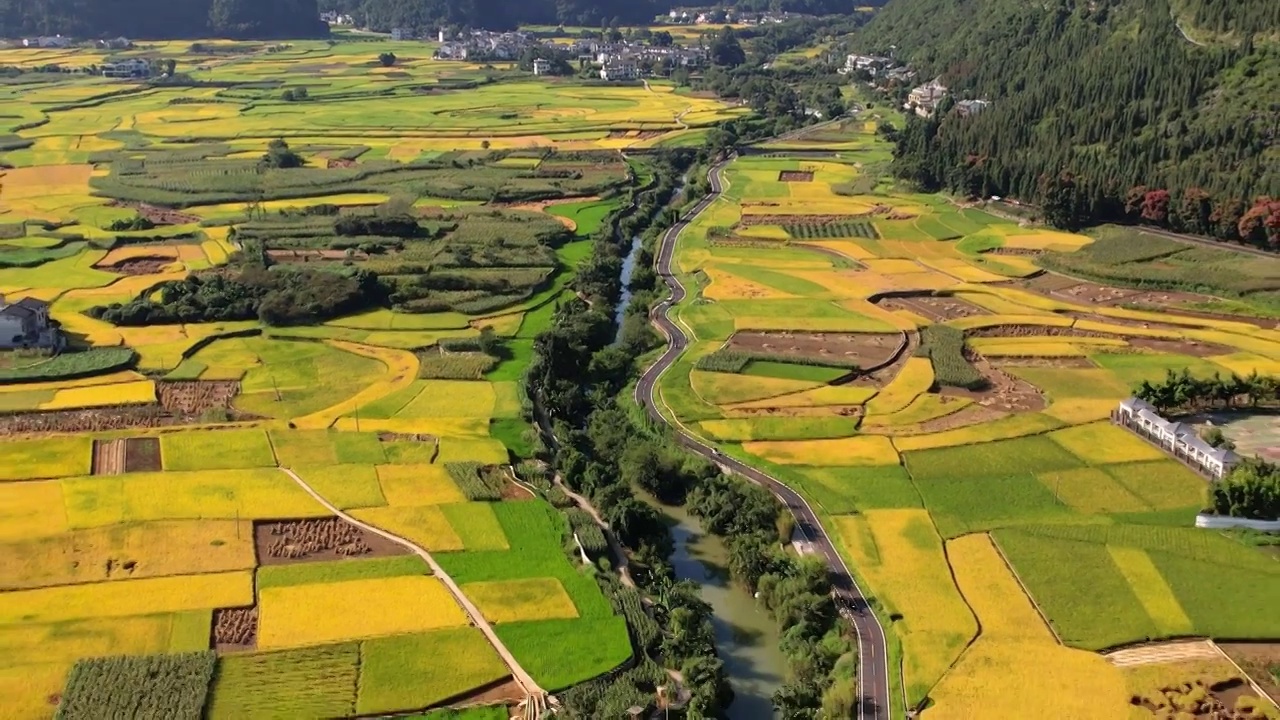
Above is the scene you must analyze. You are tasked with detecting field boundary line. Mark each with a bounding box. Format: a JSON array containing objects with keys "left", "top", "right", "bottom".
[
  {"left": 988, "top": 532, "right": 1063, "bottom": 646},
  {"left": 276, "top": 467, "right": 545, "bottom": 701},
  {"left": 914, "top": 533, "right": 985, "bottom": 710},
  {"left": 1209, "top": 640, "right": 1280, "bottom": 709}
]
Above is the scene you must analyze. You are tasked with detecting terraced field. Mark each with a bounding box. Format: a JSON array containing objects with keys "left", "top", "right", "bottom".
[
  {"left": 0, "top": 39, "right": 654, "bottom": 717},
  {"left": 658, "top": 114, "right": 1280, "bottom": 717}
]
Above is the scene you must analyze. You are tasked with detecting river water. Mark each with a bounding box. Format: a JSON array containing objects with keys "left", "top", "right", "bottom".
[
  {"left": 651, "top": 499, "right": 787, "bottom": 719},
  {"left": 613, "top": 235, "right": 642, "bottom": 340}
]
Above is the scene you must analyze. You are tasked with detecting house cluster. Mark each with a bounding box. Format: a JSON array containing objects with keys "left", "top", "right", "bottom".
[
  {"left": 589, "top": 41, "right": 708, "bottom": 80},
  {"left": 0, "top": 296, "right": 61, "bottom": 351},
  {"left": 841, "top": 53, "right": 916, "bottom": 84},
  {"left": 320, "top": 11, "right": 354, "bottom": 25},
  {"left": 428, "top": 30, "right": 707, "bottom": 80},
  {"left": 1114, "top": 397, "right": 1241, "bottom": 480},
  {"left": 432, "top": 30, "right": 539, "bottom": 60},
  {"left": 665, "top": 7, "right": 806, "bottom": 24},
  {"left": 21, "top": 35, "right": 72, "bottom": 48}
]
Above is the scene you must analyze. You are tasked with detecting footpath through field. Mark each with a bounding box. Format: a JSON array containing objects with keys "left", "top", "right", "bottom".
[
  {"left": 1104, "top": 639, "right": 1221, "bottom": 668},
  {"left": 278, "top": 467, "right": 546, "bottom": 700}
]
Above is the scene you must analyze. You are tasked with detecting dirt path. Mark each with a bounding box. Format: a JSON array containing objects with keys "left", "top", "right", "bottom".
[
  {"left": 552, "top": 475, "right": 636, "bottom": 588},
  {"left": 278, "top": 467, "right": 546, "bottom": 699}
]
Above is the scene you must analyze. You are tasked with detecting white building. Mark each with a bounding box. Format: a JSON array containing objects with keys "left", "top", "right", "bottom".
[
  {"left": 0, "top": 296, "right": 61, "bottom": 350},
  {"left": 842, "top": 54, "right": 893, "bottom": 76},
  {"left": 532, "top": 58, "right": 551, "bottom": 76},
  {"left": 1114, "top": 397, "right": 1241, "bottom": 480},
  {"left": 101, "top": 58, "right": 151, "bottom": 79},
  {"left": 390, "top": 27, "right": 411, "bottom": 41},
  {"left": 599, "top": 61, "right": 638, "bottom": 81}
]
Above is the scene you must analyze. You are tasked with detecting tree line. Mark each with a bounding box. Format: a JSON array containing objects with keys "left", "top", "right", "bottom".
[
  {"left": 1133, "top": 368, "right": 1280, "bottom": 415},
  {"left": 0, "top": 0, "right": 328, "bottom": 39},
  {"left": 87, "top": 265, "right": 383, "bottom": 326},
  {"left": 865, "top": 0, "right": 1279, "bottom": 244},
  {"left": 1210, "top": 459, "right": 1280, "bottom": 522}
]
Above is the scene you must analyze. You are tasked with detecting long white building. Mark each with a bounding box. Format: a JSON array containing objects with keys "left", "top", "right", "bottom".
[{"left": 1114, "top": 397, "right": 1240, "bottom": 480}]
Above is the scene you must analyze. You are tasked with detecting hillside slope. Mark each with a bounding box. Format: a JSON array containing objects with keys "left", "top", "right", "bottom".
[{"left": 863, "top": 0, "right": 1279, "bottom": 236}]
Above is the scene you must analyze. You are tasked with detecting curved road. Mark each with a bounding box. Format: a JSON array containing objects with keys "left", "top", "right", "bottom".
[{"left": 634, "top": 159, "right": 894, "bottom": 720}]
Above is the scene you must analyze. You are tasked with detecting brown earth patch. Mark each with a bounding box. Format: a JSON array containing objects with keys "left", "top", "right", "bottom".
[
  {"left": 326, "top": 158, "right": 356, "bottom": 169},
  {"left": 100, "top": 257, "right": 173, "bottom": 275},
  {"left": 501, "top": 478, "right": 536, "bottom": 501},
  {"left": 254, "top": 517, "right": 409, "bottom": 566},
  {"left": 157, "top": 381, "right": 240, "bottom": 415},
  {"left": 1127, "top": 337, "right": 1237, "bottom": 357},
  {"left": 727, "top": 331, "right": 901, "bottom": 369},
  {"left": 124, "top": 437, "right": 161, "bottom": 472},
  {"left": 1217, "top": 642, "right": 1280, "bottom": 702},
  {"left": 107, "top": 200, "right": 200, "bottom": 226},
  {"left": 778, "top": 170, "right": 814, "bottom": 182},
  {"left": 503, "top": 195, "right": 602, "bottom": 232},
  {"left": 213, "top": 606, "right": 257, "bottom": 652},
  {"left": 876, "top": 294, "right": 990, "bottom": 323},
  {"left": 266, "top": 249, "right": 369, "bottom": 262},
  {"left": 0, "top": 405, "right": 258, "bottom": 437},
  {"left": 1021, "top": 275, "right": 1279, "bottom": 328},
  {"left": 986, "top": 247, "right": 1043, "bottom": 256},
  {"left": 92, "top": 438, "right": 126, "bottom": 475},
  {"left": 940, "top": 353, "right": 1046, "bottom": 413}
]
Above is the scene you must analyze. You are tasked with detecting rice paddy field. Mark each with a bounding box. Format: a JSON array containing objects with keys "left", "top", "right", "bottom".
[
  {"left": 659, "top": 110, "right": 1280, "bottom": 717},
  {"left": 0, "top": 37, "right": 663, "bottom": 718}
]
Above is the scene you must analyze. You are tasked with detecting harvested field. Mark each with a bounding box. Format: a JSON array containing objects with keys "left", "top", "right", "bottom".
[
  {"left": 875, "top": 294, "right": 991, "bottom": 323},
  {"left": 107, "top": 200, "right": 200, "bottom": 226},
  {"left": 98, "top": 256, "right": 174, "bottom": 275},
  {"left": 1217, "top": 642, "right": 1280, "bottom": 702},
  {"left": 940, "top": 354, "right": 1045, "bottom": 413},
  {"left": 266, "top": 249, "right": 370, "bottom": 262},
  {"left": 0, "top": 402, "right": 253, "bottom": 437},
  {"left": 213, "top": 606, "right": 257, "bottom": 651},
  {"left": 157, "top": 380, "right": 239, "bottom": 413},
  {"left": 726, "top": 330, "right": 902, "bottom": 368},
  {"left": 88, "top": 436, "right": 161, "bottom": 475},
  {"left": 778, "top": 170, "right": 814, "bottom": 182},
  {"left": 92, "top": 438, "right": 126, "bottom": 476},
  {"left": 254, "top": 518, "right": 409, "bottom": 565}
]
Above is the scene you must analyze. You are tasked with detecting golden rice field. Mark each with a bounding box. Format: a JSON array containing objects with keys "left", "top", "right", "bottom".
[
  {"left": 463, "top": 578, "right": 580, "bottom": 624},
  {"left": 257, "top": 576, "right": 467, "bottom": 649}
]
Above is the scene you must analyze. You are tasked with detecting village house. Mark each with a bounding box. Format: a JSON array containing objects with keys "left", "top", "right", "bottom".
[
  {"left": 841, "top": 54, "right": 894, "bottom": 76},
  {"left": 599, "top": 60, "right": 639, "bottom": 81},
  {"left": 390, "top": 28, "right": 412, "bottom": 41},
  {"left": 0, "top": 296, "right": 62, "bottom": 350},
  {"left": 955, "top": 99, "right": 990, "bottom": 118},
  {"left": 905, "top": 78, "right": 948, "bottom": 117},
  {"left": 532, "top": 58, "right": 551, "bottom": 76},
  {"left": 101, "top": 58, "right": 151, "bottom": 79},
  {"left": 1114, "top": 397, "right": 1241, "bottom": 480}
]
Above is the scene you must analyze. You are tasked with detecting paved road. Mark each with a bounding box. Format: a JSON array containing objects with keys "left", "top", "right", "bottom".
[{"left": 634, "top": 159, "right": 894, "bottom": 720}]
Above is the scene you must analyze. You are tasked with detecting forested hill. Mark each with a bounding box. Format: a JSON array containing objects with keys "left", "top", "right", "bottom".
[
  {"left": 321, "top": 0, "right": 867, "bottom": 32},
  {"left": 0, "top": 0, "right": 327, "bottom": 39},
  {"left": 868, "top": 0, "right": 1280, "bottom": 237}
]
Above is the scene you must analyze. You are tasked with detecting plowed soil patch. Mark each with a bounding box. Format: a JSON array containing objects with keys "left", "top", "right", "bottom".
[
  {"left": 254, "top": 518, "right": 409, "bottom": 566},
  {"left": 778, "top": 170, "right": 814, "bottom": 182},
  {"left": 876, "top": 294, "right": 990, "bottom": 323},
  {"left": 728, "top": 330, "right": 902, "bottom": 369}
]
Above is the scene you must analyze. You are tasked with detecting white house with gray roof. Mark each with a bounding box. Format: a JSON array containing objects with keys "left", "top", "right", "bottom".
[
  {"left": 0, "top": 296, "right": 62, "bottom": 350},
  {"left": 1114, "top": 397, "right": 1240, "bottom": 480}
]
